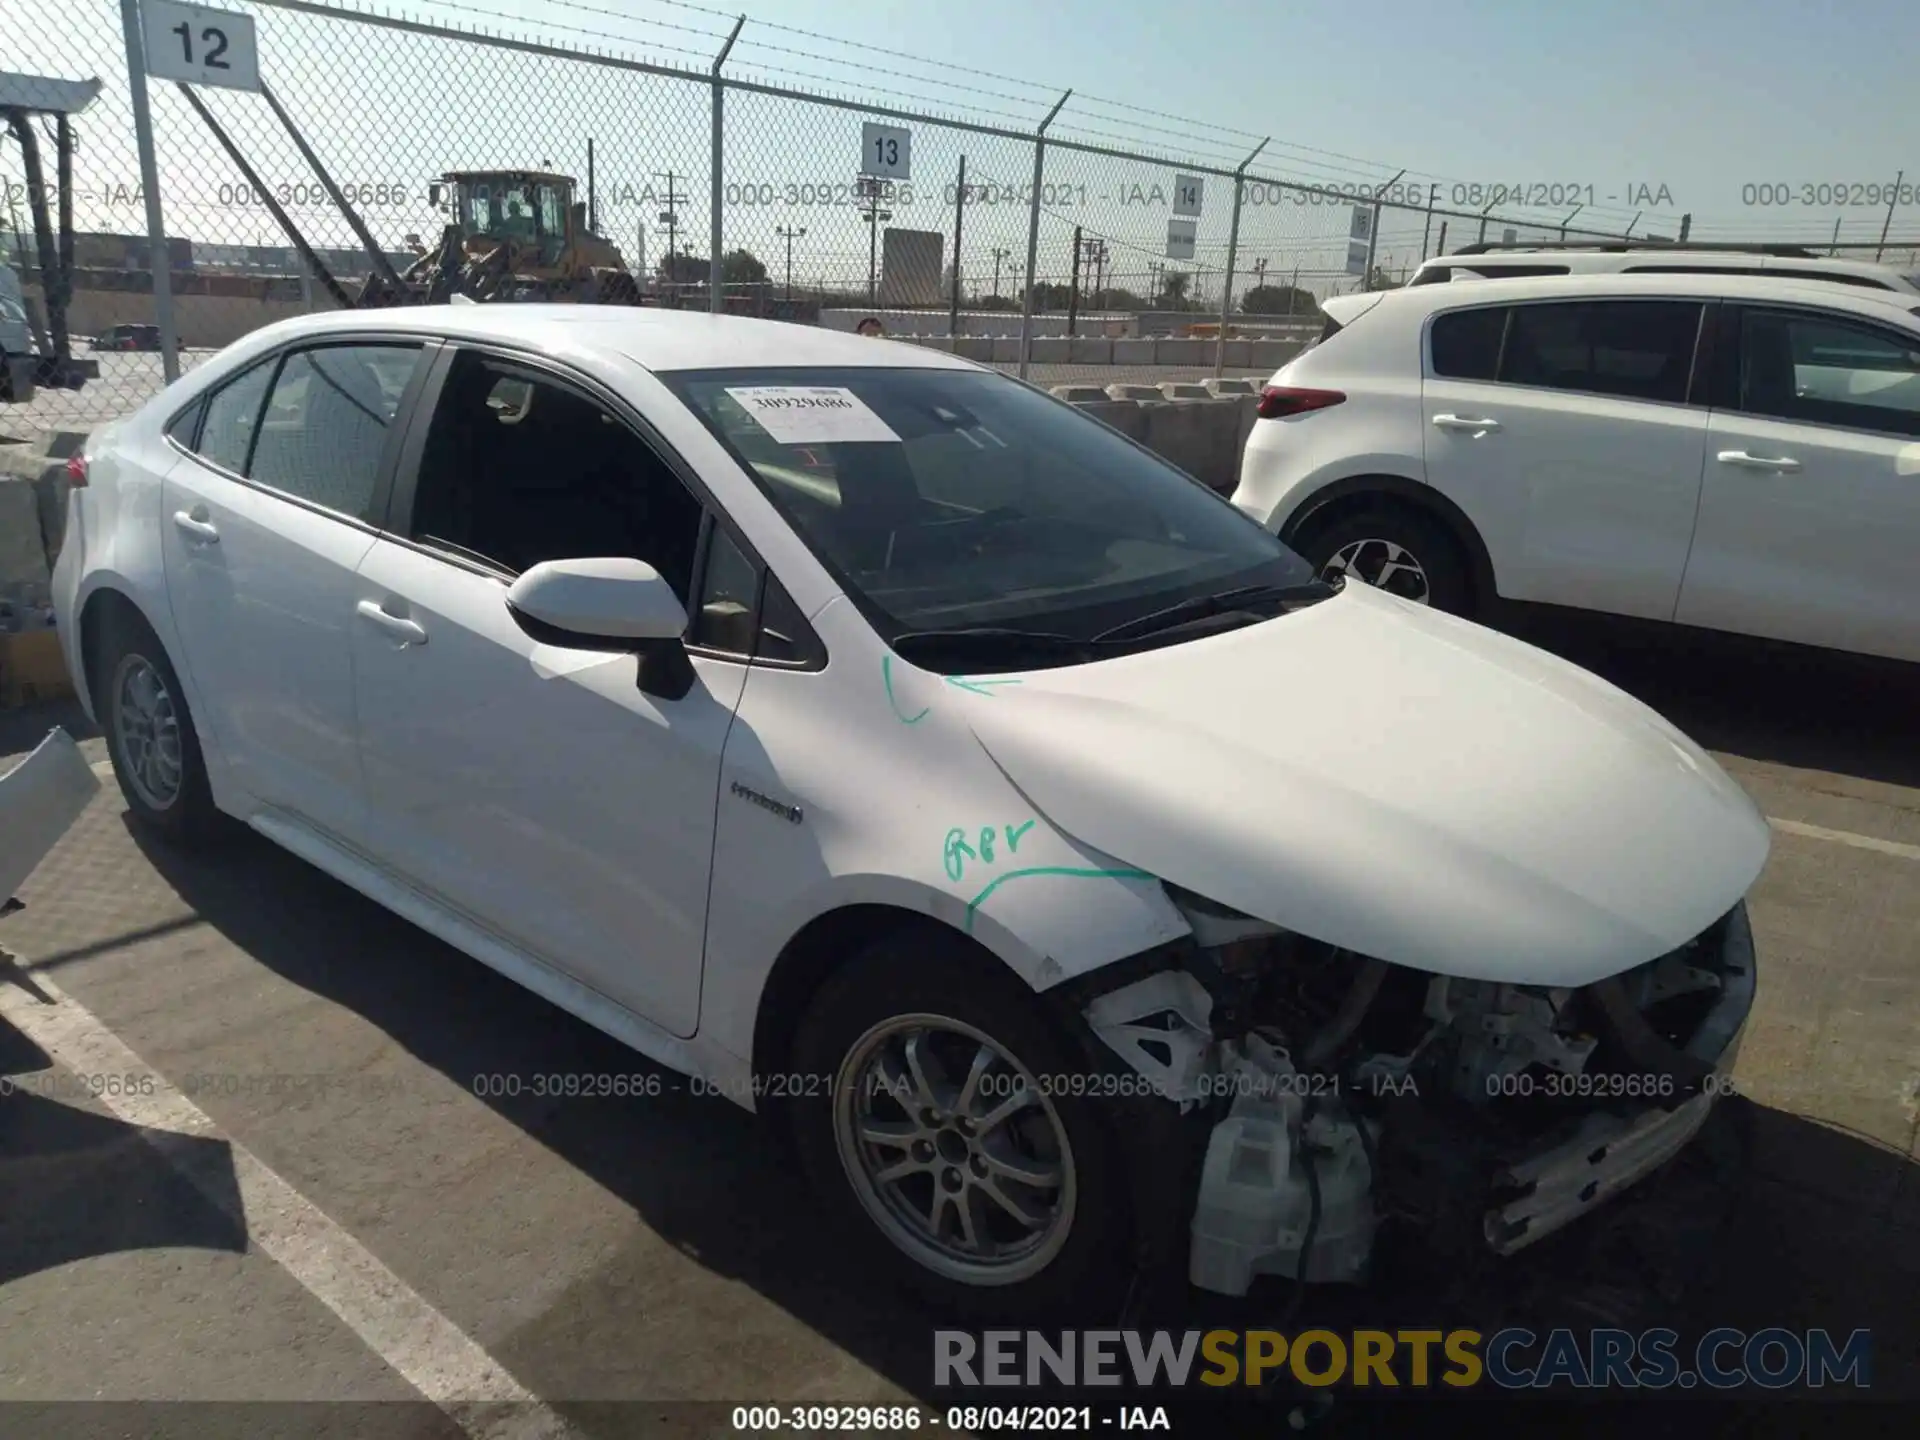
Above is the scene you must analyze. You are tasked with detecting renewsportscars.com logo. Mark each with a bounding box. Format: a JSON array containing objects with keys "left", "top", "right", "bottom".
[{"left": 934, "top": 1328, "right": 1873, "bottom": 1391}]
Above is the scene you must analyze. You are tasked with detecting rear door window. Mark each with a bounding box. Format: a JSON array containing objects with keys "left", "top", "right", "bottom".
[
  {"left": 1497, "top": 300, "right": 1704, "bottom": 403},
  {"left": 246, "top": 344, "right": 420, "bottom": 522}
]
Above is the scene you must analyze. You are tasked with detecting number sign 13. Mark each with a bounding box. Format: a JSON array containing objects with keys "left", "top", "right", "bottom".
[
  {"left": 141, "top": 0, "right": 262, "bottom": 93},
  {"left": 860, "top": 122, "right": 912, "bottom": 181}
]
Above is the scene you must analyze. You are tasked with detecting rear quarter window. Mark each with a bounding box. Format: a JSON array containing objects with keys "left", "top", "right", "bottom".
[{"left": 1429, "top": 307, "right": 1508, "bottom": 380}]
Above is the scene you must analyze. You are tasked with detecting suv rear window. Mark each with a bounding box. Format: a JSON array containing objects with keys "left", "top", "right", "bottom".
[{"left": 1429, "top": 307, "right": 1507, "bottom": 380}]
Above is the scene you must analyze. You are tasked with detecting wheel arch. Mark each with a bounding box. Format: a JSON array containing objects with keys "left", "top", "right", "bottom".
[
  {"left": 76, "top": 583, "right": 161, "bottom": 717},
  {"left": 750, "top": 903, "right": 997, "bottom": 1093},
  {"left": 1280, "top": 472, "right": 1499, "bottom": 611}
]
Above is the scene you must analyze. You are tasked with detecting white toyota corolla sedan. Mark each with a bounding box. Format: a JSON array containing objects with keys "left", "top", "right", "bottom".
[{"left": 53, "top": 305, "right": 1768, "bottom": 1314}]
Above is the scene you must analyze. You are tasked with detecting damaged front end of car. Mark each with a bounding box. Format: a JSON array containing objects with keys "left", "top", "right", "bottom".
[{"left": 1059, "top": 886, "right": 1757, "bottom": 1297}]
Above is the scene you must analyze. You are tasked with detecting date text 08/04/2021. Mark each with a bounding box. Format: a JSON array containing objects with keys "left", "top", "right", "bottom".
[{"left": 730, "top": 1405, "right": 1171, "bottom": 1433}]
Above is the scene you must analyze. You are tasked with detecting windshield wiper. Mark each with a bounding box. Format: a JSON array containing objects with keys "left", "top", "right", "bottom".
[
  {"left": 889, "top": 626, "right": 1116, "bottom": 667},
  {"left": 1091, "top": 579, "right": 1337, "bottom": 644}
]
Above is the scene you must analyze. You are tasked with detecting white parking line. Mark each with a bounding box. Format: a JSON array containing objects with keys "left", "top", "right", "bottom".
[
  {"left": 0, "top": 970, "right": 575, "bottom": 1438},
  {"left": 1769, "top": 816, "right": 1920, "bottom": 863}
]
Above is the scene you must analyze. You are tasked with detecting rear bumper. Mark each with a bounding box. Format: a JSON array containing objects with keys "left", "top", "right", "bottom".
[{"left": 1484, "top": 902, "right": 1757, "bottom": 1255}]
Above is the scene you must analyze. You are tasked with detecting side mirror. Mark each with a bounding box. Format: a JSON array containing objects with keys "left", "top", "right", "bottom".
[{"left": 505, "top": 558, "right": 695, "bottom": 699}]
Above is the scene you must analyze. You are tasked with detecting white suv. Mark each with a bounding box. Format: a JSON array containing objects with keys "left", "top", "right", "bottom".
[
  {"left": 1233, "top": 272, "right": 1920, "bottom": 662},
  {"left": 1409, "top": 245, "right": 1920, "bottom": 296}
]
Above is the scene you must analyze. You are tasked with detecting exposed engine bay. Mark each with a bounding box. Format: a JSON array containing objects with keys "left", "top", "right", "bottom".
[{"left": 1083, "top": 888, "right": 1758, "bottom": 1296}]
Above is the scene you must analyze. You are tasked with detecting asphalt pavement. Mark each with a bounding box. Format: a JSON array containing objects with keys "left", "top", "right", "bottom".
[{"left": 2, "top": 611, "right": 1918, "bottom": 1439}]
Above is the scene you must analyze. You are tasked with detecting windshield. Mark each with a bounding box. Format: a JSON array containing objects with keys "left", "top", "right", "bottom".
[{"left": 661, "top": 366, "right": 1316, "bottom": 657}]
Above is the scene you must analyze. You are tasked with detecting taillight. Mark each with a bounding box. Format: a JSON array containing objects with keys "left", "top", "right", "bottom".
[
  {"left": 65, "top": 452, "right": 88, "bottom": 487},
  {"left": 1257, "top": 385, "right": 1346, "bottom": 419}
]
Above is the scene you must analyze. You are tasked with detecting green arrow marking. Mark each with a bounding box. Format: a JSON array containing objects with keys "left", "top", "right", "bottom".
[{"left": 944, "top": 676, "right": 1024, "bottom": 697}]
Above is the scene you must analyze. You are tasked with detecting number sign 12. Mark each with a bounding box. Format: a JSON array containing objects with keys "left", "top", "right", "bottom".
[
  {"left": 860, "top": 122, "right": 912, "bottom": 181},
  {"left": 142, "top": 1, "right": 262, "bottom": 93}
]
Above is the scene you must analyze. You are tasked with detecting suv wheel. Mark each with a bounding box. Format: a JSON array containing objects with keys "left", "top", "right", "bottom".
[
  {"left": 1297, "top": 504, "right": 1474, "bottom": 615},
  {"left": 789, "top": 931, "right": 1132, "bottom": 1319}
]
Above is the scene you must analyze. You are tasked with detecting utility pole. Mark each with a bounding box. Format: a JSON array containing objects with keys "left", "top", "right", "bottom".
[
  {"left": 1147, "top": 260, "right": 1164, "bottom": 307},
  {"left": 990, "top": 245, "right": 1010, "bottom": 300},
  {"left": 1080, "top": 236, "right": 1107, "bottom": 306},
  {"left": 653, "top": 169, "right": 684, "bottom": 300},
  {"left": 775, "top": 223, "right": 806, "bottom": 300},
  {"left": 857, "top": 176, "right": 892, "bottom": 305}
]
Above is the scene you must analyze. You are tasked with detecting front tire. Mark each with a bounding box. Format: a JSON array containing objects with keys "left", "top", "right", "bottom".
[
  {"left": 95, "top": 608, "right": 223, "bottom": 846},
  {"left": 1296, "top": 503, "right": 1475, "bottom": 616},
  {"left": 790, "top": 931, "right": 1133, "bottom": 1319}
]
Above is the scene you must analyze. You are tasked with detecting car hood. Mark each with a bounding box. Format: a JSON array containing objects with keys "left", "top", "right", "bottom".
[{"left": 957, "top": 584, "right": 1771, "bottom": 987}]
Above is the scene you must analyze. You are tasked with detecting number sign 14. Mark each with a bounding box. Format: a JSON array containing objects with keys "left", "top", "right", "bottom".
[
  {"left": 860, "top": 122, "right": 912, "bottom": 181},
  {"left": 141, "top": 1, "right": 262, "bottom": 93}
]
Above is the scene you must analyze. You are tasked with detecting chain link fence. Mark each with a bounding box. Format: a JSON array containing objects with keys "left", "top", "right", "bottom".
[{"left": 4, "top": 0, "right": 1822, "bottom": 437}]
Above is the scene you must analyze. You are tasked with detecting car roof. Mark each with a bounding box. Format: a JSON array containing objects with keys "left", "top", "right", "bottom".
[
  {"left": 236, "top": 304, "right": 977, "bottom": 374},
  {"left": 1364, "top": 271, "right": 1920, "bottom": 321}
]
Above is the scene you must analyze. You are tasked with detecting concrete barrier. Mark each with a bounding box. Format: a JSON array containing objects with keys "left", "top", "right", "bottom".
[
  {"left": 1063, "top": 394, "right": 1258, "bottom": 493},
  {"left": 1113, "top": 338, "right": 1157, "bottom": 366},
  {"left": 1106, "top": 384, "right": 1163, "bottom": 401},
  {"left": 1068, "top": 337, "right": 1113, "bottom": 364},
  {"left": 1247, "top": 339, "right": 1303, "bottom": 371},
  {"left": 1154, "top": 338, "right": 1210, "bottom": 366},
  {"left": 1049, "top": 385, "right": 1110, "bottom": 403},
  {"left": 1205, "top": 377, "right": 1261, "bottom": 397},
  {"left": 1028, "top": 337, "right": 1071, "bottom": 363},
  {"left": 991, "top": 336, "right": 1021, "bottom": 363},
  {"left": 1159, "top": 382, "right": 1212, "bottom": 400},
  {"left": 0, "top": 477, "right": 52, "bottom": 605},
  {"left": 953, "top": 336, "right": 995, "bottom": 362}
]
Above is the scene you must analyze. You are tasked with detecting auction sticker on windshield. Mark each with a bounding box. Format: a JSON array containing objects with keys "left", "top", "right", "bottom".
[{"left": 725, "top": 386, "right": 901, "bottom": 444}]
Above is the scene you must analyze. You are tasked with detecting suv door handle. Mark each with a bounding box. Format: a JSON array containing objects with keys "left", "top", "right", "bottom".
[
  {"left": 1432, "top": 414, "right": 1502, "bottom": 433},
  {"left": 171, "top": 510, "right": 220, "bottom": 544},
  {"left": 1716, "top": 450, "right": 1802, "bottom": 472},
  {"left": 356, "top": 599, "right": 428, "bottom": 646}
]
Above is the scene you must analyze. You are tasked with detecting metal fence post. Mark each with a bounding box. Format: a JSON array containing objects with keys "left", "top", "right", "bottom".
[
  {"left": 709, "top": 15, "right": 743, "bottom": 314},
  {"left": 949, "top": 154, "right": 965, "bottom": 338},
  {"left": 1018, "top": 89, "right": 1071, "bottom": 382},
  {"left": 1876, "top": 171, "right": 1903, "bottom": 260},
  {"left": 1215, "top": 137, "right": 1267, "bottom": 377},
  {"left": 1418, "top": 184, "right": 1437, "bottom": 262},
  {"left": 118, "top": 0, "right": 179, "bottom": 382}
]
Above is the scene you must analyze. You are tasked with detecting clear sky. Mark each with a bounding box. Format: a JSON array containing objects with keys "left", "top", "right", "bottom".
[
  {"left": 7, "top": 0, "right": 1917, "bottom": 299},
  {"left": 506, "top": 0, "right": 1920, "bottom": 242}
]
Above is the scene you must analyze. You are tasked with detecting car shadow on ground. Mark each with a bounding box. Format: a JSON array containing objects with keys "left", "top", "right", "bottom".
[
  {"left": 1496, "top": 603, "right": 1920, "bottom": 792},
  {"left": 113, "top": 808, "right": 1919, "bottom": 1437}
]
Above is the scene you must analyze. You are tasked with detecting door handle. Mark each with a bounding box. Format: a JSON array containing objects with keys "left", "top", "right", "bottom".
[
  {"left": 1432, "top": 413, "right": 1502, "bottom": 433},
  {"left": 356, "top": 599, "right": 428, "bottom": 646},
  {"left": 171, "top": 510, "right": 220, "bottom": 544},
  {"left": 1716, "top": 450, "right": 1802, "bottom": 472}
]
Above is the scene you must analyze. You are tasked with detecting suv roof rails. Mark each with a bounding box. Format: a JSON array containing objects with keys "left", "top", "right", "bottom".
[{"left": 1444, "top": 241, "right": 1826, "bottom": 259}]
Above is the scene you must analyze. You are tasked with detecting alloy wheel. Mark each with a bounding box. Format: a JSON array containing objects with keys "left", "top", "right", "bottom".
[
  {"left": 832, "top": 1013, "right": 1077, "bottom": 1285},
  {"left": 1321, "top": 537, "right": 1431, "bottom": 605},
  {"left": 112, "top": 653, "right": 184, "bottom": 810}
]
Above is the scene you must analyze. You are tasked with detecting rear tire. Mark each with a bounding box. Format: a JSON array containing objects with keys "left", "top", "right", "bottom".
[
  {"left": 789, "top": 930, "right": 1133, "bottom": 1320},
  {"left": 94, "top": 607, "right": 224, "bottom": 847},
  {"left": 1295, "top": 503, "right": 1475, "bottom": 616}
]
